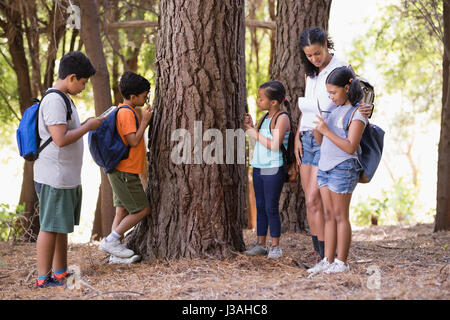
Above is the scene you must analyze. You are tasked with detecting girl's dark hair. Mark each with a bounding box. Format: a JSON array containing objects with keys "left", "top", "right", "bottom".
[
  {"left": 58, "top": 51, "right": 96, "bottom": 80},
  {"left": 119, "top": 71, "right": 151, "bottom": 99},
  {"left": 299, "top": 27, "right": 334, "bottom": 78},
  {"left": 325, "top": 66, "right": 363, "bottom": 106},
  {"left": 259, "top": 80, "right": 290, "bottom": 109}
]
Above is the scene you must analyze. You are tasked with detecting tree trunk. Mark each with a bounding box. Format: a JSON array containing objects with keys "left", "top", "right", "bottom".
[
  {"left": 127, "top": 0, "right": 247, "bottom": 260},
  {"left": 268, "top": 0, "right": 276, "bottom": 76},
  {"left": 43, "top": 1, "right": 67, "bottom": 90},
  {"left": 79, "top": 0, "right": 115, "bottom": 239},
  {"left": 435, "top": 1, "right": 450, "bottom": 231},
  {"left": 1, "top": 1, "right": 40, "bottom": 240},
  {"left": 271, "top": 0, "right": 332, "bottom": 233}
]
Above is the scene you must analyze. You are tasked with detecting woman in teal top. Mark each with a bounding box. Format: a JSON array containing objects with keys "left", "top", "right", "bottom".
[{"left": 244, "top": 81, "right": 290, "bottom": 259}]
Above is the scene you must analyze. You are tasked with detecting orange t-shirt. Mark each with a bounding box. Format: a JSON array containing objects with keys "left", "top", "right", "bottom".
[{"left": 115, "top": 104, "right": 145, "bottom": 174}]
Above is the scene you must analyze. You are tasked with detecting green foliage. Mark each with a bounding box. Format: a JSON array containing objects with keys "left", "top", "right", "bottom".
[
  {"left": 0, "top": 203, "right": 25, "bottom": 242},
  {"left": 351, "top": 177, "right": 434, "bottom": 226},
  {"left": 0, "top": 45, "right": 20, "bottom": 148},
  {"left": 244, "top": 2, "right": 272, "bottom": 114},
  {"left": 351, "top": 196, "right": 388, "bottom": 226},
  {"left": 347, "top": 0, "right": 443, "bottom": 121}
]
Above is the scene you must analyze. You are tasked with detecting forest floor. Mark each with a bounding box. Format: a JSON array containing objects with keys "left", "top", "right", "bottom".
[{"left": 0, "top": 223, "right": 449, "bottom": 300}]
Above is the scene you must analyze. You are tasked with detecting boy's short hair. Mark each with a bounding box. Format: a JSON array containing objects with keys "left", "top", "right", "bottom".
[
  {"left": 119, "top": 71, "right": 150, "bottom": 99},
  {"left": 58, "top": 51, "right": 96, "bottom": 80}
]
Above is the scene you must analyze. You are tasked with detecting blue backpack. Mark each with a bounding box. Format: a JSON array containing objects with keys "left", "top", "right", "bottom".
[
  {"left": 16, "top": 89, "right": 72, "bottom": 161},
  {"left": 88, "top": 105, "right": 139, "bottom": 173},
  {"left": 340, "top": 104, "right": 385, "bottom": 183}
]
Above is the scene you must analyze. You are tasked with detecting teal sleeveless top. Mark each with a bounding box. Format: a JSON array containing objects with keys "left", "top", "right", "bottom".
[{"left": 250, "top": 116, "right": 290, "bottom": 169}]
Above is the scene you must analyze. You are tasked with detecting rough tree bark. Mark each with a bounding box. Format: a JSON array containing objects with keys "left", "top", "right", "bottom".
[
  {"left": 127, "top": 0, "right": 247, "bottom": 260},
  {"left": 435, "top": 0, "right": 450, "bottom": 231},
  {"left": 271, "top": 0, "right": 332, "bottom": 233},
  {"left": 78, "top": 0, "right": 116, "bottom": 239}
]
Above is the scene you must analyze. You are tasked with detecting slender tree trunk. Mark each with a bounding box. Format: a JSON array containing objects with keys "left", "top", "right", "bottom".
[
  {"left": 1, "top": 1, "right": 39, "bottom": 240},
  {"left": 78, "top": 0, "right": 115, "bottom": 239},
  {"left": 271, "top": 0, "right": 332, "bottom": 233},
  {"left": 435, "top": 1, "right": 450, "bottom": 231},
  {"left": 268, "top": 0, "right": 276, "bottom": 76},
  {"left": 22, "top": 0, "right": 43, "bottom": 98},
  {"left": 43, "top": 1, "right": 67, "bottom": 90},
  {"left": 127, "top": 0, "right": 247, "bottom": 260}
]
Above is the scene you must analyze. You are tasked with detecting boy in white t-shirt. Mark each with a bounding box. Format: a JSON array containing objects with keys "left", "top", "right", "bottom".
[{"left": 34, "top": 51, "right": 105, "bottom": 288}]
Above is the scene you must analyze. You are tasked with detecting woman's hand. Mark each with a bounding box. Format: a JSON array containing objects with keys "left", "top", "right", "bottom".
[
  {"left": 358, "top": 104, "right": 373, "bottom": 119},
  {"left": 294, "top": 134, "right": 303, "bottom": 166}
]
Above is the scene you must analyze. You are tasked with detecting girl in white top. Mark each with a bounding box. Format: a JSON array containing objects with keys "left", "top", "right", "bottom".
[{"left": 294, "top": 28, "right": 372, "bottom": 264}]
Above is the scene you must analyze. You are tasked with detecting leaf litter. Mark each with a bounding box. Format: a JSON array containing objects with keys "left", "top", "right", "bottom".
[{"left": 0, "top": 223, "right": 448, "bottom": 300}]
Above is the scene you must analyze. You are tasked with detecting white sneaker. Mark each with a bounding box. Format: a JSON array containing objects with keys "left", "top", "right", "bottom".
[
  {"left": 109, "top": 254, "right": 141, "bottom": 264},
  {"left": 267, "top": 246, "right": 283, "bottom": 259},
  {"left": 307, "top": 257, "right": 331, "bottom": 274},
  {"left": 324, "top": 259, "right": 350, "bottom": 274},
  {"left": 99, "top": 238, "right": 134, "bottom": 258}
]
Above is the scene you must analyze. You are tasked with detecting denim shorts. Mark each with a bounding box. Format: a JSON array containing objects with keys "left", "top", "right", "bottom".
[
  {"left": 317, "top": 158, "right": 362, "bottom": 194},
  {"left": 301, "top": 130, "right": 320, "bottom": 166}
]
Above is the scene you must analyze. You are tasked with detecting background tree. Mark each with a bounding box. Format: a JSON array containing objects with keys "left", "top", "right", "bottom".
[
  {"left": 126, "top": 0, "right": 247, "bottom": 260},
  {"left": 0, "top": 0, "right": 70, "bottom": 240},
  {"left": 346, "top": 0, "right": 445, "bottom": 227},
  {"left": 102, "top": 0, "right": 157, "bottom": 105},
  {"left": 436, "top": 0, "right": 450, "bottom": 231},
  {"left": 78, "top": 0, "right": 116, "bottom": 239},
  {"left": 271, "top": 0, "right": 332, "bottom": 233}
]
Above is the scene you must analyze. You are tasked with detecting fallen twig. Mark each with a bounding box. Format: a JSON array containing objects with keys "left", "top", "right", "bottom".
[
  {"left": 375, "top": 244, "right": 408, "bottom": 250},
  {"left": 25, "top": 268, "right": 36, "bottom": 283}
]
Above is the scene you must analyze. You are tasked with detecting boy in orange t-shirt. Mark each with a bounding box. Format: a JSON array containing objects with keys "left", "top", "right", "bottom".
[{"left": 99, "top": 71, "right": 153, "bottom": 263}]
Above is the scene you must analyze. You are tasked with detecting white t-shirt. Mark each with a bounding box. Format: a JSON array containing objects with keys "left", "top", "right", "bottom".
[
  {"left": 298, "top": 55, "right": 348, "bottom": 132},
  {"left": 34, "top": 90, "right": 83, "bottom": 189}
]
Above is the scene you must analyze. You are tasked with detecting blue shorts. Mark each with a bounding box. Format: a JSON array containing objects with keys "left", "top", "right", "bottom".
[
  {"left": 301, "top": 130, "right": 320, "bottom": 166},
  {"left": 317, "top": 158, "right": 362, "bottom": 194}
]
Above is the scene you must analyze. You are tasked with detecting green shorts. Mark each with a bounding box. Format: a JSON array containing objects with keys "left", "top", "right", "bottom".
[
  {"left": 35, "top": 183, "right": 82, "bottom": 234},
  {"left": 107, "top": 170, "right": 148, "bottom": 214}
]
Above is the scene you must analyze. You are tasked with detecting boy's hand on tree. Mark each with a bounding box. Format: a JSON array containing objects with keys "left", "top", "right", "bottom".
[{"left": 142, "top": 105, "right": 153, "bottom": 124}]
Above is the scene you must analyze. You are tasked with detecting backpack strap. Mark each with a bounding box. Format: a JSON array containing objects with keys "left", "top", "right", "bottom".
[
  {"left": 270, "top": 111, "right": 290, "bottom": 160},
  {"left": 117, "top": 105, "right": 140, "bottom": 130},
  {"left": 257, "top": 112, "right": 269, "bottom": 131},
  {"left": 36, "top": 89, "right": 73, "bottom": 153},
  {"left": 43, "top": 89, "right": 73, "bottom": 121},
  {"left": 271, "top": 111, "right": 289, "bottom": 132},
  {"left": 342, "top": 104, "right": 360, "bottom": 137}
]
